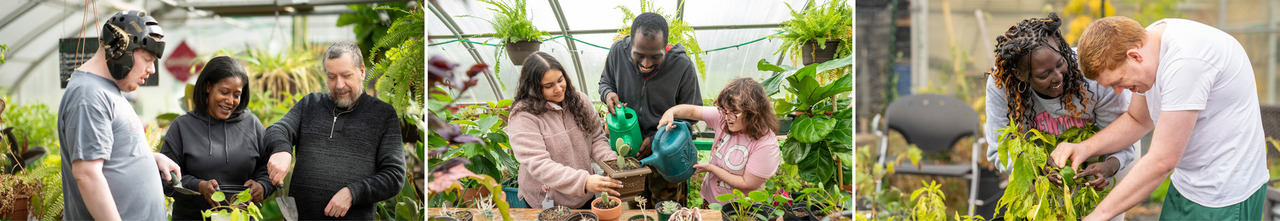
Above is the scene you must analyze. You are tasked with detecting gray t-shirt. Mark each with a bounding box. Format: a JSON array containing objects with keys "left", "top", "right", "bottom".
[{"left": 58, "top": 70, "right": 166, "bottom": 220}]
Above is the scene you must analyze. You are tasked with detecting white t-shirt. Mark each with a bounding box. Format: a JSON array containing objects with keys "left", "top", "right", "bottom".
[{"left": 1147, "top": 18, "right": 1268, "bottom": 207}]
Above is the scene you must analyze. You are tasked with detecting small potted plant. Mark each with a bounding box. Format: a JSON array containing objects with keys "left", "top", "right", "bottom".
[
  {"left": 800, "top": 185, "right": 850, "bottom": 221},
  {"left": 626, "top": 196, "right": 656, "bottom": 221},
  {"left": 596, "top": 139, "right": 652, "bottom": 201},
  {"left": 591, "top": 192, "right": 622, "bottom": 221},
  {"left": 464, "top": 0, "right": 549, "bottom": 67},
  {"left": 714, "top": 189, "right": 786, "bottom": 221},
  {"left": 447, "top": 210, "right": 474, "bottom": 221},
  {"left": 655, "top": 200, "right": 681, "bottom": 221},
  {"left": 772, "top": 0, "right": 851, "bottom": 65},
  {"left": 537, "top": 205, "right": 571, "bottom": 221}
]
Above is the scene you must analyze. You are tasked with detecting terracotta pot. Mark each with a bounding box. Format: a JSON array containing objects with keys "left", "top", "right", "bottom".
[
  {"left": 591, "top": 196, "right": 623, "bottom": 221},
  {"left": 596, "top": 157, "right": 652, "bottom": 202},
  {"left": 505, "top": 40, "right": 543, "bottom": 65},
  {"left": 459, "top": 187, "right": 492, "bottom": 207},
  {"left": 801, "top": 39, "right": 841, "bottom": 66},
  {"left": 2, "top": 195, "right": 30, "bottom": 220}
]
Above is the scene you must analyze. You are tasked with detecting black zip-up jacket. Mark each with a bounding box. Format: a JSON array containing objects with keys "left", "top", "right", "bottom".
[
  {"left": 264, "top": 92, "right": 405, "bottom": 220},
  {"left": 161, "top": 109, "right": 275, "bottom": 220},
  {"left": 598, "top": 36, "right": 703, "bottom": 138}
]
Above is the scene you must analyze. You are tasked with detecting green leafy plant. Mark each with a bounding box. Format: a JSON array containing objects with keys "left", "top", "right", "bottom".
[
  {"left": 657, "top": 200, "right": 680, "bottom": 214},
  {"left": 855, "top": 144, "right": 920, "bottom": 220},
  {"left": 713, "top": 189, "right": 788, "bottom": 221},
  {"left": 758, "top": 56, "right": 852, "bottom": 189},
  {"left": 200, "top": 189, "right": 263, "bottom": 221},
  {"left": 801, "top": 182, "right": 852, "bottom": 218},
  {"left": 461, "top": 0, "right": 549, "bottom": 75},
  {"left": 0, "top": 95, "right": 62, "bottom": 220},
  {"left": 993, "top": 124, "right": 1111, "bottom": 220},
  {"left": 337, "top": 2, "right": 413, "bottom": 67},
  {"left": 371, "top": 6, "right": 425, "bottom": 119},
  {"left": 613, "top": 0, "right": 707, "bottom": 79},
  {"left": 771, "top": 0, "right": 852, "bottom": 66},
  {"left": 909, "top": 180, "right": 946, "bottom": 221}
]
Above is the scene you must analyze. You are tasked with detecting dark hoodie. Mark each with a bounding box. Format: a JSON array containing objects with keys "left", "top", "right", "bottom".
[
  {"left": 161, "top": 109, "right": 274, "bottom": 220},
  {"left": 598, "top": 35, "right": 703, "bottom": 138}
]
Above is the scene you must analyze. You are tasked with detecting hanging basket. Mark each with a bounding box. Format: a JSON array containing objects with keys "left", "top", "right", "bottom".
[
  {"left": 801, "top": 39, "right": 841, "bottom": 66},
  {"left": 505, "top": 39, "right": 543, "bottom": 65}
]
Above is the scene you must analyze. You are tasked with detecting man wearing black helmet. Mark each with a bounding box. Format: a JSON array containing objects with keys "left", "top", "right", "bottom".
[{"left": 57, "top": 10, "right": 180, "bottom": 220}]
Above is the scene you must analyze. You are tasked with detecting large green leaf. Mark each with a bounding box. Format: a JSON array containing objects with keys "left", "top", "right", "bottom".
[
  {"left": 814, "top": 56, "right": 853, "bottom": 73},
  {"left": 785, "top": 65, "right": 824, "bottom": 106},
  {"left": 826, "top": 118, "right": 853, "bottom": 145},
  {"left": 814, "top": 73, "right": 853, "bottom": 100},
  {"left": 477, "top": 116, "right": 502, "bottom": 132},
  {"left": 798, "top": 147, "right": 834, "bottom": 184},
  {"left": 780, "top": 138, "right": 810, "bottom": 164},
  {"left": 791, "top": 115, "right": 836, "bottom": 143},
  {"left": 757, "top": 59, "right": 789, "bottom": 73}
]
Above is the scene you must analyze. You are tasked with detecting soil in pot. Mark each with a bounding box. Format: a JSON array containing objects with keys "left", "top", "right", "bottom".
[
  {"left": 538, "top": 206, "right": 572, "bottom": 221},
  {"left": 801, "top": 39, "right": 841, "bottom": 66},
  {"left": 448, "top": 210, "right": 474, "bottom": 221},
  {"left": 598, "top": 158, "right": 652, "bottom": 201},
  {"left": 591, "top": 196, "right": 623, "bottom": 221},
  {"left": 782, "top": 202, "right": 823, "bottom": 221},
  {"left": 567, "top": 212, "right": 600, "bottom": 221},
  {"left": 627, "top": 214, "right": 656, "bottom": 221}
]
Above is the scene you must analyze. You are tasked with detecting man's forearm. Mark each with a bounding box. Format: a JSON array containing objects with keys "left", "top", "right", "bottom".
[{"left": 1089, "top": 154, "right": 1173, "bottom": 218}]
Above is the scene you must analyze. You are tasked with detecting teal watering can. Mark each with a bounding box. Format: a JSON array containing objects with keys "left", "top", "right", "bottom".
[
  {"left": 640, "top": 121, "right": 698, "bottom": 183},
  {"left": 607, "top": 105, "right": 642, "bottom": 157}
]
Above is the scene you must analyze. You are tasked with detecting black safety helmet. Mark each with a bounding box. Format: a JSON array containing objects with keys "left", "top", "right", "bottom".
[{"left": 101, "top": 10, "right": 165, "bottom": 80}]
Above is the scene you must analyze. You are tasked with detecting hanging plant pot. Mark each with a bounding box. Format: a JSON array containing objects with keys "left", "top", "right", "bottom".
[
  {"left": 1, "top": 194, "right": 30, "bottom": 220},
  {"left": 506, "top": 39, "right": 543, "bottom": 65},
  {"left": 801, "top": 39, "right": 841, "bottom": 66},
  {"left": 596, "top": 157, "right": 652, "bottom": 201}
]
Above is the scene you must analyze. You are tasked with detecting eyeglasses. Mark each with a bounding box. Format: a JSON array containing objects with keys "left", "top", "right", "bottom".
[{"left": 720, "top": 109, "right": 743, "bottom": 123}]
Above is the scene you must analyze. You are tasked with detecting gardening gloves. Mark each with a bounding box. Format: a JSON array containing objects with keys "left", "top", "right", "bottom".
[
  {"left": 199, "top": 179, "right": 221, "bottom": 207},
  {"left": 586, "top": 174, "right": 623, "bottom": 196},
  {"left": 244, "top": 180, "right": 265, "bottom": 202}
]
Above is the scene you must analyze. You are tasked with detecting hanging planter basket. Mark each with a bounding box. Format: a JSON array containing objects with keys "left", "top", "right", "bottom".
[
  {"left": 801, "top": 39, "right": 841, "bottom": 66},
  {"left": 506, "top": 39, "right": 543, "bottom": 65}
]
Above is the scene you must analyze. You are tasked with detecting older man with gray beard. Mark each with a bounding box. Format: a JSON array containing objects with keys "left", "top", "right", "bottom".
[{"left": 262, "top": 42, "right": 405, "bottom": 220}]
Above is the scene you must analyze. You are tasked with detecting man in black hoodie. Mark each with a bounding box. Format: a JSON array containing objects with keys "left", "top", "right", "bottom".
[
  {"left": 263, "top": 42, "right": 405, "bottom": 220},
  {"left": 599, "top": 12, "right": 702, "bottom": 207}
]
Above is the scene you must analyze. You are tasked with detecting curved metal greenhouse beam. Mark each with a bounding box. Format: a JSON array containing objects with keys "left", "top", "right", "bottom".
[
  {"left": 428, "top": 1, "right": 504, "bottom": 100},
  {"left": 547, "top": 0, "right": 589, "bottom": 94}
]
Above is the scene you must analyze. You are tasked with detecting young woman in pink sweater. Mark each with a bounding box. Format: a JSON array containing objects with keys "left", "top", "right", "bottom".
[
  {"left": 508, "top": 52, "right": 624, "bottom": 209},
  {"left": 656, "top": 78, "right": 781, "bottom": 205}
]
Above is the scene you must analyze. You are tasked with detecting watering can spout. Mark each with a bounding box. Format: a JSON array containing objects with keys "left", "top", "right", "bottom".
[{"left": 641, "top": 121, "right": 699, "bottom": 183}]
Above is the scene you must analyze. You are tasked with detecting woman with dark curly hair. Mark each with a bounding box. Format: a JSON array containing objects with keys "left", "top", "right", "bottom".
[
  {"left": 983, "top": 13, "right": 1138, "bottom": 192},
  {"left": 508, "top": 52, "right": 622, "bottom": 209}
]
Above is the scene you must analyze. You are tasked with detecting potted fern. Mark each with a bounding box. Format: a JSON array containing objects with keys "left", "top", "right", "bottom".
[
  {"left": 465, "top": 0, "right": 548, "bottom": 66},
  {"left": 772, "top": 0, "right": 852, "bottom": 65}
]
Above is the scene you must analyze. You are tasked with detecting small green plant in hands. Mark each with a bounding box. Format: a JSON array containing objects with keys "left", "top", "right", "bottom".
[
  {"left": 200, "top": 190, "right": 262, "bottom": 221},
  {"left": 994, "top": 123, "right": 1110, "bottom": 220}
]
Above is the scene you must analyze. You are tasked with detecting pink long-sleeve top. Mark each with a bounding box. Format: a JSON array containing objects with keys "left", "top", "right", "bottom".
[{"left": 507, "top": 91, "right": 619, "bottom": 208}]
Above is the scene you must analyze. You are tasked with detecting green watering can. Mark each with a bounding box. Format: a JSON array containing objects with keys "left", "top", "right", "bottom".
[
  {"left": 639, "top": 121, "right": 698, "bottom": 183},
  {"left": 607, "top": 105, "right": 642, "bottom": 157}
]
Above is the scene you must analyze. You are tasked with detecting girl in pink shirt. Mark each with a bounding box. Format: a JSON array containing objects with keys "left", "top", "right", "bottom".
[
  {"left": 656, "top": 78, "right": 781, "bottom": 205},
  {"left": 508, "top": 52, "right": 623, "bottom": 209}
]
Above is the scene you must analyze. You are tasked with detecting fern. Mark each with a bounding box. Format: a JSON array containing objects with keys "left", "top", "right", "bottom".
[
  {"left": 372, "top": 6, "right": 426, "bottom": 118},
  {"left": 772, "top": 0, "right": 852, "bottom": 67}
]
